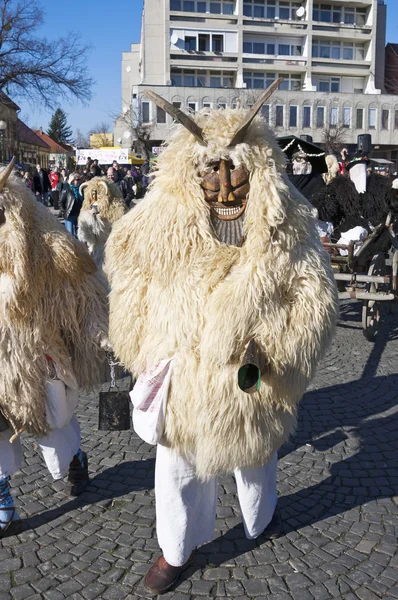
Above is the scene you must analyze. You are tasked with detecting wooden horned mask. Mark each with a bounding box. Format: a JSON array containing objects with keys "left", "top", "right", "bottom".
[{"left": 145, "top": 79, "right": 282, "bottom": 245}]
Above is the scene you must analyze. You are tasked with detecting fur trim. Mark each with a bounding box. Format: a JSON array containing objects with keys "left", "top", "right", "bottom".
[
  {"left": 106, "top": 109, "right": 339, "bottom": 479},
  {"left": 0, "top": 178, "right": 108, "bottom": 436}
]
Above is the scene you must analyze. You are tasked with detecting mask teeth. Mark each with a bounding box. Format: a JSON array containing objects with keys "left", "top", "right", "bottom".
[{"left": 214, "top": 206, "right": 241, "bottom": 215}]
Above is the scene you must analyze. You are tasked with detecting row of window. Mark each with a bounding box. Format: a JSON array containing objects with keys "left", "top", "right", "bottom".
[
  {"left": 183, "top": 33, "right": 224, "bottom": 52},
  {"left": 313, "top": 4, "right": 367, "bottom": 26},
  {"left": 242, "top": 40, "right": 302, "bottom": 57},
  {"left": 170, "top": 0, "right": 368, "bottom": 26},
  {"left": 171, "top": 69, "right": 235, "bottom": 87},
  {"left": 242, "top": 72, "right": 301, "bottom": 90},
  {"left": 170, "top": 0, "right": 234, "bottom": 14},
  {"left": 170, "top": 71, "right": 353, "bottom": 94},
  {"left": 142, "top": 100, "right": 398, "bottom": 132},
  {"left": 170, "top": 69, "right": 365, "bottom": 94},
  {"left": 243, "top": 1, "right": 301, "bottom": 20},
  {"left": 178, "top": 33, "right": 365, "bottom": 62},
  {"left": 312, "top": 40, "right": 365, "bottom": 61}
]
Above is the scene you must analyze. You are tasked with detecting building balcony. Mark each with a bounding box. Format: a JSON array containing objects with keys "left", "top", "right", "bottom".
[
  {"left": 170, "top": 50, "right": 238, "bottom": 69},
  {"left": 242, "top": 20, "right": 308, "bottom": 35},
  {"left": 312, "top": 25, "right": 372, "bottom": 41},
  {"left": 242, "top": 56, "right": 308, "bottom": 71},
  {"left": 311, "top": 61, "right": 371, "bottom": 77}
]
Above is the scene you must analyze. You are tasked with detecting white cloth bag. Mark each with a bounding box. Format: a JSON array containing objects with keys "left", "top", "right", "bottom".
[
  {"left": 130, "top": 358, "right": 174, "bottom": 445},
  {"left": 45, "top": 365, "right": 79, "bottom": 431}
]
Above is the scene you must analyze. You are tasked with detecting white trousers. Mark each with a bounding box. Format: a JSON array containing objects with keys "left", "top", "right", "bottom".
[
  {"left": 155, "top": 443, "right": 278, "bottom": 567},
  {"left": 0, "top": 414, "right": 81, "bottom": 481}
]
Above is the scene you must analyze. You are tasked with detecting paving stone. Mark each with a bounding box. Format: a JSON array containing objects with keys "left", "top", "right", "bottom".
[{"left": 1, "top": 309, "right": 398, "bottom": 599}]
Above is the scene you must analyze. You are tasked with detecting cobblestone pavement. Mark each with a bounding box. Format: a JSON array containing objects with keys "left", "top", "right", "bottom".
[{"left": 1, "top": 301, "right": 397, "bottom": 600}]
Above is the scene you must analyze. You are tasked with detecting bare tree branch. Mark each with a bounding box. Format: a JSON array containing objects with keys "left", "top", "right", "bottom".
[
  {"left": 0, "top": 0, "right": 94, "bottom": 108},
  {"left": 110, "top": 105, "right": 155, "bottom": 159}
]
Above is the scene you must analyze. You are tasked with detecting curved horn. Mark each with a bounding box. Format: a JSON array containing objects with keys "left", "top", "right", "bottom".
[
  {"left": 0, "top": 156, "right": 16, "bottom": 192},
  {"left": 228, "top": 78, "right": 284, "bottom": 148},
  {"left": 79, "top": 182, "right": 89, "bottom": 195},
  {"left": 144, "top": 90, "right": 207, "bottom": 147},
  {"left": 98, "top": 180, "right": 108, "bottom": 195}
]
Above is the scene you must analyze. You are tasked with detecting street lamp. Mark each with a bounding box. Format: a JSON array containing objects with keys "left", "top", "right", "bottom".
[{"left": 0, "top": 120, "right": 7, "bottom": 165}]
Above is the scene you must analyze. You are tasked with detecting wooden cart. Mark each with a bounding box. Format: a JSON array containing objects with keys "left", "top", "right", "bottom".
[{"left": 323, "top": 215, "right": 398, "bottom": 340}]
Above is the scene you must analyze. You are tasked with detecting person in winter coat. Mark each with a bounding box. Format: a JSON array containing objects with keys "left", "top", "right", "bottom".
[
  {"left": 107, "top": 167, "right": 132, "bottom": 206},
  {"left": 60, "top": 173, "right": 83, "bottom": 237},
  {"left": 32, "top": 164, "right": 51, "bottom": 205}
]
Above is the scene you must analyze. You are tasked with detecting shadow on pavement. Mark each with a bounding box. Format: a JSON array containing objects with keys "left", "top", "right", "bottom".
[{"left": 10, "top": 458, "right": 155, "bottom": 534}]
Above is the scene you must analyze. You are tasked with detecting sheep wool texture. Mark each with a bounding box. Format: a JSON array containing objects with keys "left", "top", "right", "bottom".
[
  {"left": 78, "top": 177, "right": 128, "bottom": 270},
  {"left": 106, "top": 108, "right": 339, "bottom": 480},
  {"left": 0, "top": 175, "right": 108, "bottom": 437}
]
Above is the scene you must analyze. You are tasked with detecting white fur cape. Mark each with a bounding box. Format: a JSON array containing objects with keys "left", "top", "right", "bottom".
[
  {"left": 106, "top": 109, "right": 339, "bottom": 479},
  {"left": 0, "top": 176, "right": 108, "bottom": 436}
]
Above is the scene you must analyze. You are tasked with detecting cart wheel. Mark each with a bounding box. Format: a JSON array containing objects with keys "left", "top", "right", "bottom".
[{"left": 362, "top": 253, "right": 386, "bottom": 340}]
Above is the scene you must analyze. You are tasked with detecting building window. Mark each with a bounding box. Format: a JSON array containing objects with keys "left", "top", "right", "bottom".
[
  {"left": 172, "top": 101, "right": 182, "bottom": 109},
  {"left": 185, "top": 36, "right": 197, "bottom": 51},
  {"left": 395, "top": 110, "right": 398, "bottom": 130},
  {"left": 289, "top": 105, "right": 297, "bottom": 128},
  {"left": 217, "top": 102, "right": 227, "bottom": 109},
  {"left": 356, "top": 108, "right": 364, "bottom": 129},
  {"left": 183, "top": 0, "right": 195, "bottom": 10},
  {"left": 342, "top": 107, "right": 351, "bottom": 128},
  {"left": 317, "top": 77, "right": 340, "bottom": 93},
  {"left": 316, "top": 106, "right": 325, "bottom": 128},
  {"left": 303, "top": 106, "right": 311, "bottom": 128},
  {"left": 212, "top": 34, "right": 224, "bottom": 52},
  {"left": 330, "top": 107, "right": 338, "bottom": 127},
  {"left": 199, "top": 34, "right": 210, "bottom": 51},
  {"left": 203, "top": 101, "right": 212, "bottom": 108},
  {"left": 381, "top": 109, "right": 389, "bottom": 130},
  {"left": 142, "top": 101, "right": 150, "bottom": 123},
  {"left": 156, "top": 106, "right": 166, "bottom": 124},
  {"left": 342, "top": 43, "right": 353, "bottom": 60},
  {"left": 368, "top": 108, "right": 376, "bottom": 129},
  {"left": 261, "top": 104, "right": 270, "bottom": 121},
  {"left": 188, "top": 102, "right": 197, "bottom": 112},
  {"left": 275, "top": 105, "right": 284, "bottom": 127}
]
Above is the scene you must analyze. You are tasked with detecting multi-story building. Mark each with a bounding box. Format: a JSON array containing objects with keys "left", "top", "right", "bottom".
[{"left": 115, "top": 0, "right": 398, "bottom": 163}]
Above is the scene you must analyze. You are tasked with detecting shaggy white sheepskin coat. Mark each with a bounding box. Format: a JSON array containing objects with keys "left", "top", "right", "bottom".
[
  {"left": 106, "top": 109, "right": 339, "bottom": 479},
  {"left": 78, "top": 177, "right": 127, "bottom": 270},
  {"left": 0, "top": 176, "right": 108, "bottom": 437}
]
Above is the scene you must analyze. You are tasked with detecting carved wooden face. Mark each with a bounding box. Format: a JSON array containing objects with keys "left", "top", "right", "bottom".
[{"left": 200, "top": 159, "right": 250, "bottom": 221}]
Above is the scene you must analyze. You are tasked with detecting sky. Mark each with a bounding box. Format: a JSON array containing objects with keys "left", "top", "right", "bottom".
[
  {"left": 16, "top": 0, "right": 398, "bottom": 138},
  {"left": 17, "top": 0, "right": 145, "bottom": 137}
]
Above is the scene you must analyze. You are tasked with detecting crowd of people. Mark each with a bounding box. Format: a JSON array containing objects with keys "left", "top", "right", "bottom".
[{"left": 17, "top": 158, "right": 150, "bottom": 237}]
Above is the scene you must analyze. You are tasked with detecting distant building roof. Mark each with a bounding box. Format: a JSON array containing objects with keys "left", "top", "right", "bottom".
[
  {"left": 17, "top": 120, "right": 50, "bottom": 149},
  {"left": 33, "top": 129, "right": 74, "bottom": 154},
  {"left": 387, "top": 43, "right": 398, "bottom": 57},
  {"left": 0, "top": 91, "right": 20, "bottom": 112}
]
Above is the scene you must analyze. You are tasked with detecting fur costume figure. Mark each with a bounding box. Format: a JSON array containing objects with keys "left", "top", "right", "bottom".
[
  {"left": 106, "top": 86, "right": 338, "bottom": 481},
  {"left": 0, "top": 161, "right": 108, "bottom": 438},
  {"left": 78, "top": 177, "right": 127, "bottom": 269},
  {"left": 311, "top": 171, "right": 398, "bottom": 241}
]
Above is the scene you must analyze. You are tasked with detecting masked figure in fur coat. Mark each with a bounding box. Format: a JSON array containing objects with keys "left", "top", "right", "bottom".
[
  {"left": 105, "top": 81, "right": 339, "bottom": 594},
  {"left": 77, "top": 177, "right": 127, "bottom": 271},
  {"left": 0, "top": 159, "right": 108, "bottom": 538}
]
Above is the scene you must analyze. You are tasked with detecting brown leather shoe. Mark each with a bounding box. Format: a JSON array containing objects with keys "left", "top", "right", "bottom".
[{"left": 144, "top": 554, "right": 192, "bottom": 594}]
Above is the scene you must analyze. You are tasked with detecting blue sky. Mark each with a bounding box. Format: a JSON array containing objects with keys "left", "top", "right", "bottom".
[{"left": 17, "top": 0, "right": 398, "bottom": 137}]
